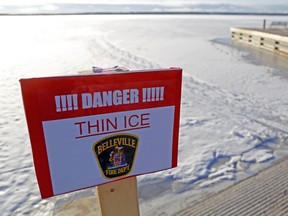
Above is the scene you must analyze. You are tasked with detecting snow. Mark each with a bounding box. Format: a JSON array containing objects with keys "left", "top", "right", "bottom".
[{"left": 1, "top": 14, "right": 288, "bottom": 216}]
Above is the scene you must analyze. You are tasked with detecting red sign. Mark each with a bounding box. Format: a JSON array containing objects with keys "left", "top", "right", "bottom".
[{"left": 20, "top": 68, "right": 182, "bottom": 198}]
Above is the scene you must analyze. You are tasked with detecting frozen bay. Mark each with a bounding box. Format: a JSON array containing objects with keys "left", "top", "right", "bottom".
[{"left": 1, "top": 14, "right": 288, "bottom": 215}]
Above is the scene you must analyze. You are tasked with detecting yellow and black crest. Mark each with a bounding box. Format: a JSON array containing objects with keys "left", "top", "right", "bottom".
[{"left": 92, "top": 134, "right": 139, "bottom": 179}]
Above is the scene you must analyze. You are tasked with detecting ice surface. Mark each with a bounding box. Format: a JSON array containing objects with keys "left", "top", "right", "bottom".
[{"left": 1, "top": 15, "right": 288, "bottom": 216}]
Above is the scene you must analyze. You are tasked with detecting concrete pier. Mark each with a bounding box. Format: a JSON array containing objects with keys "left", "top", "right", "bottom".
[{"left": 231, "top": 27, "right": 288, "bottom": 56}]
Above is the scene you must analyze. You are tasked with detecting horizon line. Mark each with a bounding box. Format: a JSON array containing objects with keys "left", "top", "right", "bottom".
[{"left": 1, "top": 11, "right": 288, "bottom": 16}]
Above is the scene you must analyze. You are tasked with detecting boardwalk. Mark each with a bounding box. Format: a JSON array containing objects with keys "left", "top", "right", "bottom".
[{"left": 176, "top": 157, "right": 288, "bottom": 216}]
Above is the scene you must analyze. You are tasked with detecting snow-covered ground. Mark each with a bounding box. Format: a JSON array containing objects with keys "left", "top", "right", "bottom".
[{"left": 1, "top": 15, "right": 288, "bottom": 216}]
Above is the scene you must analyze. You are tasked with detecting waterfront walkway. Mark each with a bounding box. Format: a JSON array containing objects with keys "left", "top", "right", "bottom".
[{"left": 176, "top": 157, "right": 288, "bottom": 216}]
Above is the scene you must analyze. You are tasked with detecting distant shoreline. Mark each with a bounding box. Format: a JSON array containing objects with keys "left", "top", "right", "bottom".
[{"left": 1, "top": 12, "right": 288, "bottom": 16}]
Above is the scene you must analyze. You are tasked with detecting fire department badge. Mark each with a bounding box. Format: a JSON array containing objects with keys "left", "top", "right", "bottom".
[{"left": 92, "top": 134, "right": 139, "bottom": 179}]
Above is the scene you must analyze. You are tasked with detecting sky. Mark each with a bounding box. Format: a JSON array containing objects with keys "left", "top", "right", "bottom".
[
  {"left": 1, "top": 0, "right": 288, "bottom": 5},
  {"left": 1, "top": 0, "right": 287, "bottom": 14}
]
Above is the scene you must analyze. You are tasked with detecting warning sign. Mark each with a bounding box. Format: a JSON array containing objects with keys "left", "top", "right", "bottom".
[{"left": 20, "top": 68, "right": 182, "bottom": 198}]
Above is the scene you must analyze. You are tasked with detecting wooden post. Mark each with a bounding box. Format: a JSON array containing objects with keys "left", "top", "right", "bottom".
[
  {"left": 79, "top": 68, "right": 140, "bottom": 216},
  {"left": 96, "top": 177, "right": 140, "bottom": 216}
]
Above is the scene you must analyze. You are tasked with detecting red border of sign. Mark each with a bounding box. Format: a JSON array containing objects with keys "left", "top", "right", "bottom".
[
  {"left": 20, "top": 80, "right": 54, "bottom": 198},
  {"left": 20, "top": 68, "right": 182, "bottom": 198}
]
